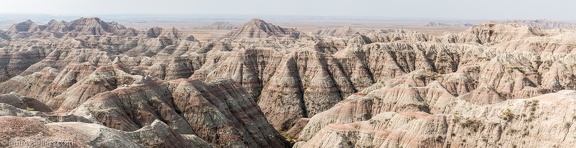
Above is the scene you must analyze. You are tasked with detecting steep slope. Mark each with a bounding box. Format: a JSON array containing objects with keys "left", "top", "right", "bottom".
[
  {"left": 0, "top": 29, "right": 8, "bottom": 42},
  {"left": 42, "top": 19, "right": 68, "bottom": 33},
  {"left": 196, "top": 22, "right": 238, "bottom": 30},
  {"left": 203, "top": 48, "right": 357, "bottom": 131},
  {"left": 313, "top": 26, "right": 356, "bottom": 37},
  {"left": 146, "top": 27, "right": 183, "bottom": 39},
  {"left": 168, "top": 79, "right": 289, "bottom": 147},
  {"left": 66, "top": 17, "right": 114, "bottom": 36},
  {"left": 4, "top": 17, "right": 576, "bottom": 147},
  {"left": 0, "top": 67, "right": 59, "bottom": 102},
  {"left": 424, "top": 22, "right": 475, "bottom": 27},
  {"left": 226, "top": 18, "right": 303, "bottom": 40},
  {"left": 48, "top": 65, "right": 137, "bottom": 111},
  {"left": 0, "top": 116, "right": 211, "bottom": 147},
  {"left": 4, "top": 17, "right": 139, "bottom": 39},
  {"left": 296, "top": 90, "right": 576, "bottom": 148},
  {"left": 5, "top": 20, "right": 41, "bottom": 39},
  {"left": 256, "top": 50, "right": 355, "bottom": 130},
  {"left": 0, "top": 93, "right": 51, "bottom": 112},
  {"left": 201, "top": 30, "right": 442, "bottom": 131},
  {"left": 69, "top": 78, "right": 289, "bottom": 147},
  {"left": 443, "top": 22, "right": 547, "bottom": 45},
  {"left": 0, "top": 47, "right": 46, "bottom": 81},
  {"left": 293, "top": 29, "right": 576, "bottom": 146},
  {"left": 64, "top": 17, "right": 136, "bottom": 37},
  {"left": 503, "top": 19, "right": 576, "bottom": 29}
]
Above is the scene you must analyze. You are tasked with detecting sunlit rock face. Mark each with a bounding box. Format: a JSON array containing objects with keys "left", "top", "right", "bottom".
[{"left": 2, "top": 17, "right": 576, "bottom": 148}]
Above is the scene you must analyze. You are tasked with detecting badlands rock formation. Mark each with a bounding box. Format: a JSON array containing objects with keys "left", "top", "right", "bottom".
[
  {"left": 1, "top": 17, "right": 576, "bottom": 147},
  {"left": 424, "top": 22, "right": 475, "bottom": 27},
  {"left": 502, "top": 19, "right": 576, "bottom": 29},
  {"left": 0, "top": 116, "right": 212, "bottom": 147},
  {"left": 196, "top": 22, "right": 238, "bottom": 30},
  {"left": 226, "top": 18, "right": 303, "bottom": 40},
  {"left": 314, "top": 26, "right": 357, "bottom": 37}
]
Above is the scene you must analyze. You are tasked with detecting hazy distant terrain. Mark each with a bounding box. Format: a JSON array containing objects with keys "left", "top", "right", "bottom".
[{"left": 0, "top": 14, "right": 481, "bottom": 38}]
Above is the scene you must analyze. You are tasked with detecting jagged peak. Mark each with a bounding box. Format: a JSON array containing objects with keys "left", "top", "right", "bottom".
[
  {"left": 240, "top": 18, "right": 278, "bottom": 31},
  {"left": 348, "top": 33, "right": 371, "bottom": 45},
  {"left": 475, "top": 22, "right": 547, "bottom": 36},
  {"left": 0, "top": 29, "right": 8, "bottom": 40},
  {"left": 185, "top": 35, "right": 197, "bottom": 41},
  {"left": 47, "top": 19, "right": 59, "bottom": 24},
  {"left": 146, "top": 26, "right": 163, "bottom": 38},
  {"left": 112, "top": 57, "right": 123, "bottom": 64},
  {"left": 443, "top": 21, "right": 549, "bottom": 44},
  {"left": 74, "top": 17, "right": 103, "bottom": 22},
  {"left": 248, "top": 18, "right": 266, "bottom": 24},
  {"left": 474, "top": 21, "right": 536, "bottom": 29},
  {"left": 12, "top": 19, "right": 37, "bottom": 26},
  {"left": 7, "top": 19, "right": 40, "bottom": 34},
  {"left": 227, "top": 18, "right": 301, "bottom": 40},
  {"left": 68, "top": 17, "right": 108, "bottom": 28}
]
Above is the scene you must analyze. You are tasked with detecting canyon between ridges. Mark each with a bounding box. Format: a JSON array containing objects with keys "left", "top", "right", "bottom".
[{"left": 1, "top": 17, "right": 576, "bottom": 148}]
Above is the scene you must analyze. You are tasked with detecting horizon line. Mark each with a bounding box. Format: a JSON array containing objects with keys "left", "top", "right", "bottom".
[{"left": 0, "top": 13, "right": 574, "bottom": 22}]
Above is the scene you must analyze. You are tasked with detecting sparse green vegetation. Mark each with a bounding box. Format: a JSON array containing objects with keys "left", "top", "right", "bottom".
[
  {"left": 459, "top": 118, "right": 483, "bottom": 132},
  {"left": 481, "top": 136, "right": 488, "bottom": 142},
  {"left": 524, "top": 100, "right": 539, "bottom": 111},
  {"left": 414, "top": 71, "right": 439, "bottom": 81},
  {"left": 523, "top": 100, "right": 539, "bottom": 122},
  {"left": 280, "top": 132, "right": 297, "bottom": 146},
  {"left": 509, "top": 129, "right": 518, "bottom": 134},
  {"left": 89, "top": 79, "right": 101, "bottom": 84},
  {"left": 452, "top": 114, "right": 462, "bottom": 123},
  {"left": 435, "top": 136, "right": 444, "bottom": 142},
  {"left": 500, "top": 109, "right": 514, "bottom": 122},
  {"left": 505, "top": 66, "right": 525, "bottom": 73}
]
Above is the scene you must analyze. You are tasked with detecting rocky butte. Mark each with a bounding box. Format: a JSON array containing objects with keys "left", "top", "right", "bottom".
[{"left": 1, "top": 17, "right": 576, "bottom": 147}]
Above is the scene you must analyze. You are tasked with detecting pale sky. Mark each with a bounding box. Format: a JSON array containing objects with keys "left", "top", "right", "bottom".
[{"left": 0, "top": 0, "right": 575, "bottom": 20}]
